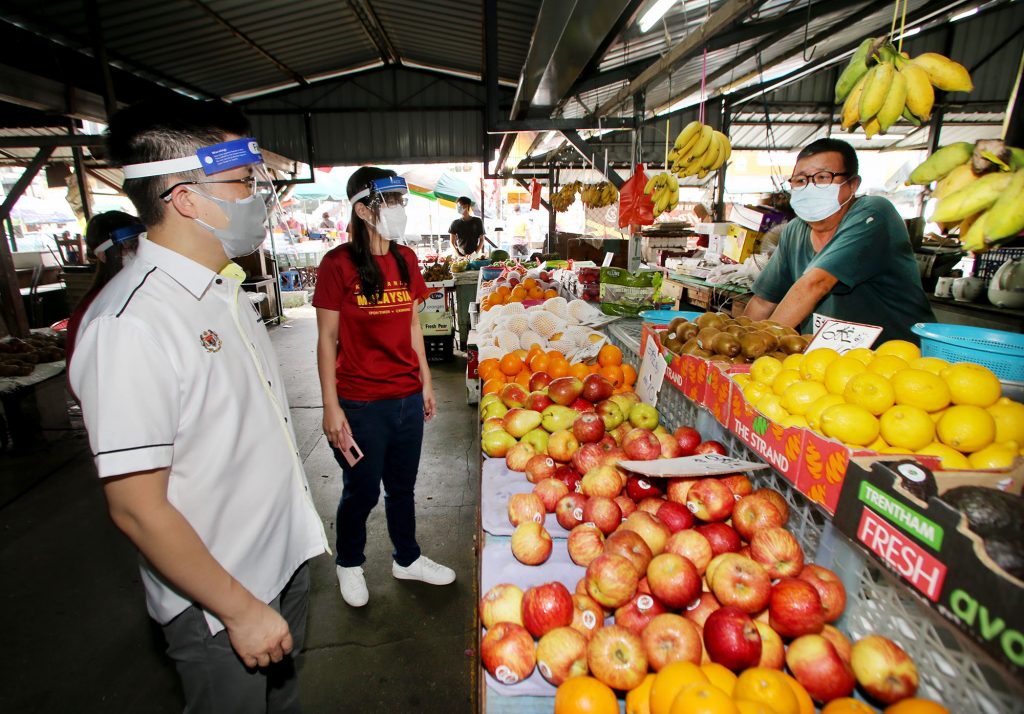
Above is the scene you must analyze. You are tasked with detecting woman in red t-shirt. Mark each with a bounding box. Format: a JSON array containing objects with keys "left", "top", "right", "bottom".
[{"left": 313, "top": 167, "right": 456, "bottom": 607}]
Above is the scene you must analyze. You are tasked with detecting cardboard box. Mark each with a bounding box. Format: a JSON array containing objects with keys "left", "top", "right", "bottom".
[
  {"left": 423, "top": 280, "right": 455, "bottom": 312},
  {"left": 832, "top": 457, "right": 1024, "bottom": 677},
  {"left": 728, "top": 205, "right": 788, "bottom": 233},
  {"left": 419, "top": 312, "right": 454, "bottom": 336},
  {"left": 722, "top": 224, "right": 763, "bottom": 264},
  {"left": 727, "top": 385, "right": 806, "bottom": 486}
]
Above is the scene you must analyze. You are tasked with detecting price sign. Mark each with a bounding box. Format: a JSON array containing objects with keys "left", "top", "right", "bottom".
[
  {"left": 806, "top": 315, "right": 883, "bottom": 355},
  {"left": 602, "top": 251, "right": 615, "bottom": 267},
  {"left": 636, "top": 336, "right": 667, "bottom": 406}
]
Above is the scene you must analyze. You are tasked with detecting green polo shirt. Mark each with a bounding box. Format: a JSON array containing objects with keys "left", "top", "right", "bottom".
[{"left": 752, "top": 196, "right": 935, "bottom": 344}]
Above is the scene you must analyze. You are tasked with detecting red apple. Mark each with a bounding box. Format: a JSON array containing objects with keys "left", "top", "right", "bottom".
[
  {"left": 719, "top": 474, "right": 754, "bottom": 499},
  {"left": 786, "top": 634, "right": 856, "bottom": 703},
  {"left": 570, "top": 397, "right": 595, "bottom": 413},
  {"left": 534, "top": 478, "right": 569, "bottom": 512},
  {"left": 524, "top": 390, "right": 554, "bottom": 413},
  {"left": 554, "top": 464, "right": 582, "bottom": 493},
  {"left": 695, "top": 523, "right": 742, "bottom": 556},
  {"left": 499, "top": 382, "right": 529, "bottom": 409},
  {"left": 555, "top": 492, "right": 587, "bottom": 530},
  {"left": 673, "top": 426, "right": 703, "bottom": 456},
  {"left": 511, "top": 521, "right": 552, "bottom": 565},
  {"left": 732, "top": 493, "right": 786, "bottom": 542},
  {"left": 505, "top": 442, "right": 537, "bottom": 472},
  {"left": 481, "top": 621, "right": 536, "bottom": 684},
  {"left": 694, "top": 440, "right": 727, "bottom": 455},
  {"left": 622, "top": 428, "right": 662, "bottom": 461},
  {"left": 709, "top": 554, "right": 772, "bottom": 614},
  {"left": 753, "top": 620, "right": 785, "bottom": 669},
  {"left": 570, "top": 593, "right": 605, "bottom": 640},
  {"left": 585, "top": 553, "right": 640, "bottom": 609},
  {"left": 753, "top": 488, "right": 790, "bottom": 524},
  {"left": 850, "top": 635, "right": 919, "bottom": 704},
  {"left": 614, "top": 591, "right": 666, "bottom": 636},
  {"left": 582, "top": 373, "right": 615, "bottom": 403},
  {"left": 655, "top": 432, "right": 682, "bottom": 459},
  {"left": 573, "top": 412, "right": 606, "bottom": 444},
  {"left": 580, "top": 465, "right": 624, "bottom": 499},
  {"left": 524, "top": 454, "right": 557, "bottom": 484},
  {"left": 664, "top": 530, "right": 713, "bottom": 574},
  {"left": 480, "top": 583, "right": 525, "bottom": 629},
  {"left": 620, "top": 511, "right": 670, "bottom": 556},
  {"left": 568, "top": 523, "right": 606, "bottom": 566},
  {"left": 536, "top": 627, "right": 588, "bottom": 685},
  {"left": 638, "top": 497, "right": 666, "bottom": 515},
  {"left": 749, "top": 527, "right": 805, "bottom": 578},
  {"left": 614, "top": 495, "right": 637, "bottom": 519},
  {"left": 626, "top": 475, "right": 663, "bottom": 502},
  {"left": 665, "top": 477, "right": 699, "bottom": 504},
  {"left": 641, "top": 613, "right": 702, "bottom": 670},
  {"left": 582, "top": 496, "right": 622, "bottom": 535},
  {"left": 684, "top": 590, "right": 721, "bottom": 628},
  {"left": 646, "top": 552, "right": 702, "bottom": 609},
  {"left": 685, "top": 479, "right": 735, "bottom": 522},
  {"left": 602, "top": 529, "right": 653, "bottom": 577},
  {"left": 522, "top": 581, "right": 574, "bottom": 638},
  {"left": 769, "top": 577, "right": 825, "bottom": 639},
  {"left": 572, "top": 443, "right": 606, "bottom": 474},
  {"left": 586, "top": 625, "right": 648, "bottom": 691},
  {"left": 798, "top": 564, "right": 847, "bottom": 623},
  {"left": 547, "top": 429, "right": 580, "bottom": 463},
  {"left": 609, "top": 422, "right": 632, "bottom": 446},
  {"left": 529, "top": 371, "right": 553, "bottom": 392},
  {"left": 507, "top": 492, "right": 545, "bottom": 526},
  {"left": 548, "top": 376, "right": 584, "bottom": 406},
  {"left": 655, "top": 500, "right": 695, "bottom": 533},
  {"left": 595, "top": 399, "right": 625, "bottom": 430},
  {"left": 702, "top": 606, "right": 762, "bottom": 671},
  {"left": 821, "top": 624, "right": 853, "bottom": 664}
]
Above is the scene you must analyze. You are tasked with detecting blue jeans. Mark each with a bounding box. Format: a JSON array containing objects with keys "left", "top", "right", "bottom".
[{"left": 330, "top": 392, "right": 424, "bottom": 568}]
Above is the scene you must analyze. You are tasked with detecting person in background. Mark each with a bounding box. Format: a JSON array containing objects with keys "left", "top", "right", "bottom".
[
  {"left": 319, "top": 211, "right": 334, "bottom": 233},
  {"left": 314, "top": 166, "right": 456, "bottom": 608},
  {"left": 509, "top": 204, "right": 530, "bottom": 259},
  {"left": 449, "top": 196, "right": 485, "bottom": 257},
  {"left": 70, "top": 97, "right": 328, "bottom": 713},
  {"left": 745, "top": 137, "right": 934, "bottom": 343}
]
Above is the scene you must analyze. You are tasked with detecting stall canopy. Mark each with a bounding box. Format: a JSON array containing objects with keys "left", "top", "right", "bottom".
[
  {"left": 287, "top": 170, "right": 348, "bottom": 202},
  {"left": 401, "top": 168, "right": 480, "bottom": 207}
]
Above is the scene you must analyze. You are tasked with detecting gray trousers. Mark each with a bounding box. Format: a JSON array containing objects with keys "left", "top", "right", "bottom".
[{"left": 162, "top": 563, "right": 310, "bottom": 714}]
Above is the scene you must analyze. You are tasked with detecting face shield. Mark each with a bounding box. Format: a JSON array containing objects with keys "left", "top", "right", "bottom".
[
  {"left": 93, "top": 223, "right": 146, "bottom": 256},
  {"left": 351, "top": 176, "right": 410, "bottom": 243}
]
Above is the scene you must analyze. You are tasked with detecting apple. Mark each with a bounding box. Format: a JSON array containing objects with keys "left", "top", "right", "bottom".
[
  {"left": 685, "top": 479, "right": 735, "bottom": 522},
  {"left": 570, "top": 397, "right": 595, "bottom": 413},
  {"left": 582, "top": 373, "right": 615, "bottom": 403},
  {"left": 481, "top": 400, "right": 509, "bottom": 422},
  {"left": 505, "top": 442, "right": 537, "bottom": 472},
  {"left": 525, "top": 454, "right": 558, "bottom": 485},
  {"left": 637, "top": 497, "right": 665, "bottom": 515},
  {"left": 547, "top": 429, "right": 581, "bottom": 463},
  {"left": 732, "top": 493, "right": 786, "bottom": 542},
  {"left": 614, "top": 591, "right": 667, "bottom": 636},
  {"left": 665, "top": 477, "right": 699, "bottom": 504},
  {"left": 585, "top": 553, "right": 640, "bottom": 609},
  {"left": 821, "top": 624, "right": 853, "bottom": 664},
  {"left": 622, "top": 428, "right": 662, "bottom": 461},
  {"left": 694, "top": 440, "right": 727, "bottom": 455},
  {"left": 720, "top": 474, "right": 754, "bottom": 499},
  {"left": 573, "top": 412, "right": 606, "bottom": 444},
  {"left": 673, "top": 426, "right": 703, "bottom": 456},
  {"left": 655, "top": 501, "right": 695, "bottom": 533},
  {"left": 548, "top": 376, "right": 584, "bottom": 406},
  {"left": 684, "top": 591, "right": 721, "bottom": 628},
  {"left": 609, "top": 422, "right": 632, "bottom": 446},
  {"left": 481, "top": 622, "right": 536, "bottom": 684},
  {"left": 749, "top": 527, "right": 805, "bottom": 578},
  {"left": 519, "top": 427, "right": 549, "bottom": 455},
  {"left": 752, "top": 620, "right": 785, "bottom": 670},
  {"left": 628, "top": 402, "right": 660, "bottom": 430},
  {"left": 541, "top": 405, "right": 579, "bottom": 433},
  {"left": 536, "top": 626, "right": 588, "bottom": 685},
  {"left": 626, "top": 475, "right": 663, "bottom": 502},
  {"left": 507, "top": 492, "right": 546, "bottom": 526},
  {"left": 582, "top": 496, "right": 622, "bottom": 535},
  {"left": 664, "top": 530, "right": 713, "bottom": 574},
  {"left": 522, "top": 581, "right": 575, "bottom": 638},
  {"left": 580, "top": 465, "right": 624, "bottom": 499},
  {"left": 570, "top": 593, "right": 605, "bottom": 640},
  {"left": 613, "top": 495, "right": 636, "bottom": 518},
  {"left": 482, "top": 429, "right": 517, "bottom": 458},
  {"left": 500, "top": 382, "right": 529, "bottom": 409},
  {"left": 603, "top": 529, "right": 653, "bottom": 576},
  {"left": 609, "top": 391, "right": 640, "bottom": 414},
  {"left": 566, "top": 522, "right": 606, "bottom": 566},
  {"left": 786, "top": 634, "right": 856, "bottom": 703},
  {"left": 529, "top": 371, "right": 553, "bottom": 392},
  {"left": 620, "top": 511, "right": 670, "bottom": 556},
  {"left": 753, "top": 488, "right": 790, "bottom": 524},
  {"left": 554, "top": 464, "right": 582, "bottom": 493},
  {"left": 555, "top": 492, "right": 587, "bottom": 530},
  {"left": 534, "top": 478, "right": 569, "bottom": 512},
  {"left": 798, "top": 564, "right": 847, "bottom": 623},
  {"left": 641, "top": 613, "right": 702, "bottom": 670},
  {"left": 482, "top": 417, "right": 505, "bottom": 434},
  {"left": 696, "top": 523, "right": 742, "bottom": 556},
  {"left": 480, "top": 583, "right": 525, "bottom": 629},
  {"left": 768, "top": 577, "right": 825, "bottom": 639},
  {"left": 572, "top": 443, "right": 606, "bottom": 474},
  {"left": 655, "top": 432, "right": 682, "bottom": 459},
  {"left": 702, "top": 606, "right": 762, "bottom": 671},
  {"left": 595, "top": 399, "right": 625, "bottom": 430},
  {"left": 524, "top": 390, "right": 554, "bottom": 413},
  {"left": 709, "top": 554, "right": 772, "bottom": 614},
  {"left": 587, "top": 625, "right": 648, "bottom": 692},
  {"left": 850, "top": 635, "right": 919, "bottom": 704},
  {"left": 511, "top": 521, "right": 552, "bottom": 565},
  {"left": 646, "top": 553, "right": 702, "bottom": 609}
]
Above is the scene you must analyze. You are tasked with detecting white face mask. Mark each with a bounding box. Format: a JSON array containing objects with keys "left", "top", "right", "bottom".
[
  {"left": 372, "top": 204, "right": 409, "bottom": 243},
  {"left": 788, "top": 181, "right": 853, "bottom": 223},
  {"left": 190, "top": 189, "right": 269, "bottom": 258}
]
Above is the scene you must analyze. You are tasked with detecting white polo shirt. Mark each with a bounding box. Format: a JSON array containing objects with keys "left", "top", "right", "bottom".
[{"left": 70, "top": 236, "right": 329, "bottom": 634}]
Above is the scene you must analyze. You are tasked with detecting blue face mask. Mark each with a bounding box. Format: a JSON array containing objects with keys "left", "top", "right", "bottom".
[{"left": 789, "top": 181, "right": 853, "bottom": 223}]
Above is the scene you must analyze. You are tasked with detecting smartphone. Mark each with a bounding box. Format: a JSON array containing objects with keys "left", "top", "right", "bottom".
[{"left": 338, "top": 429, "right": 364, "bottom": 467}]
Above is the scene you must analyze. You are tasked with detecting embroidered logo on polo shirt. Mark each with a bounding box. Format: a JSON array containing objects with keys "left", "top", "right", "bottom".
[{"left": 199, "top": 330, "right": 222, "bottom": 353}]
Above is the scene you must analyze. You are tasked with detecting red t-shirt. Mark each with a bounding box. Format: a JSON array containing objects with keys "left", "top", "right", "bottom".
[{"left": 313, "top": 244, "right": 429, "bottom": 401}]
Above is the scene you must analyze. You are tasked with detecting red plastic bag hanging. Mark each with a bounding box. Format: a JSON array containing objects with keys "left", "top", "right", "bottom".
[
  {"left": 530, "top": 179, "right": 542, "bottom": 210},
  {"left": 618, "top": 164, "right": 654, "bottom": 228}
]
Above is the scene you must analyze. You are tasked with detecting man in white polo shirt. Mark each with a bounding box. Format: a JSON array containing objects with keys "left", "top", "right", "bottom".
[{"left": 69, "top": 98, "right": 328, "bottom": 713}]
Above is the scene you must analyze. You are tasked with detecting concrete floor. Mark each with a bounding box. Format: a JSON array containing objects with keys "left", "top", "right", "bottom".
[{"left": 0, "top": 304, "right": 481, "bottom": 714}]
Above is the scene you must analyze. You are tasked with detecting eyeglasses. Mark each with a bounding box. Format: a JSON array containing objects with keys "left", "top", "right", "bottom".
[
  {"left": 783, "top": 171, "right": 849, "bottom": 191},
  {"left": 380, "top": 193, "right": 408, "bottom": 208},
  {"left": 159, "top": 177, "right": 259, "bottom": 201}
]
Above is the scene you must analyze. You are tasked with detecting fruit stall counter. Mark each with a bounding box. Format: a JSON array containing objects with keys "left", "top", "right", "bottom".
[{"left": 927, "top": 295, "right": 1024, "bottom": 333}]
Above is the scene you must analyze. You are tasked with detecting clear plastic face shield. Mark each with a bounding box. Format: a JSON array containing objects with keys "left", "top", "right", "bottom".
[
  {"left": 93, "top": 223, "right": 146, "bottom": 257},
  {"left": 350, "top": 176, "right": 410, "bottom": 243}
]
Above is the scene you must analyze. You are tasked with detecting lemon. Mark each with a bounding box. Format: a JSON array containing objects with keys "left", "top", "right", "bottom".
[
  {"left": 732, "top": 373, "right": 752, "bottom": 387},
  {"left": 821, "top": 403, "right": 880, "bottom": 446},
  {"left": 755, "top": 393, "right": 790, "bottom": 422},
  {"left": 988, "top": 397, "right": 1024, "bottom": 444},
  {"left": 929, "top": 408, "right": 947, "bottom": 423},
  {"left": 941, "top": 363, "right": 1002, "bottom": 407},
  {"left": 781, "top": 414, "right": 809, "bottom": 429},
  {"left": 743, "top": 381, "right": 772, "bottom": 404},
  {"left": 781, "top": 353, "right": 804, "bottom": 372},
  {"left": 824, "top": 356, "right": 868, "bottom": 395},
  {"left": 890, "top": 368, "right": 951, "bottom": 412},
  {"left": 845, "top": 347, "right": 875, "bottom": 365},
  {"left": 844, "top": 373, "right": 896, "bottom": 416},
  {"left": 866, "top": 435, "right": 889, "bottom": 452},
  {"left": 750, "top": 356, "right": 784, "bottom": 386},
  {"left": 911, "top": 356, "right": 950, "bottom": 375},
  {"left": 916, "top": 442, "right": 971, "bottom": 469},
  {"left": 880, "top": 405, "right": 936, "bottom": 451},
  {"left": 936, "top": 405, "right": 996, "bottom": 453},
  {"left": 875, "top": 339, "right": 921, "bottom": 362},
  {"left": 879, "top": 446, "right": 916, "bottom": 454},
  {"left": 782, "top": 380, "right": 829, "bottom": 415},
  {"left": 771, "top": 369, "right": 802, "bottom": 396},
  {"left": 799, "top": 347, "right": 840, "bottom": 382},
  {"left": 968, "top": 441, "right": 1020, "bottom": 469},
  {"left": 866, "top": 354, "right": 909, "bottom": 379},
  {"left": 806, "top": 394, "right": 846, "bottom": 431}
]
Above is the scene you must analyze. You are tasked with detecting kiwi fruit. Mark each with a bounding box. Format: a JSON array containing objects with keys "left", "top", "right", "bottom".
[
  {"left": 757, "top": 331, "right": 780, "bottom": 353},
  {"left": 730, "top": 354, "right": 748, "bottom": 364},
  {"left": 735, "top": 316, "right": 752, "bottom": 326},
  {"left": 668, "top": 317, "right": 688, "bottom": 334},
  {"left": 695, "top": 327, "right": 720, "bottom": 350},
  {"left": 711, "top": 332, "right": 742, "bottom": 358},
  {"left": 660, "top": 329, "right": 672, "bottom": 347},
  {"left": 769, "top": 351, "right": 788, "bottom": 361},
  {"left": 695, "top": 313, "right": 724, "bottom": 330},
  {"left": 779, "top": 335, "right": 806, "bottom": 355},
  {"left": 740, "top": 333, "right": 769, "bottom": 360},
  {"left": 726, "top": 325, "right": 745, "bottom": 338},
  {"left": 678, "top": 323, "right": 699, "bottom": 341},
  {"left": 709, "top": 355, "right": 732, "bottom": 365},
  {"left": 693, "top": 349, "right": 714, "bottom": 359},
  {"left": 680, "top": 338, "right": 700, "bottom": 355},
  {"left": 779, "top": 325, "right": 799, "bottom": 336}
]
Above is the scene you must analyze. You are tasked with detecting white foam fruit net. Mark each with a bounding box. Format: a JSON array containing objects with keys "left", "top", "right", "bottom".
[
  {"left": 519, "top": 330, "right": 544, "bottom": 351},
  {"left": 567, "top": 299, "right": 600, "bottom": 324},
  {"left": 568, "top": 326, "right": 596, "bottom": 347},
  {"left": 542, "top": 296, "right": 568, "bottom": 320},
  {"left": 496, "top": 330, "right": 521, "bottom": 352},
  {"left": 528, "top": 311, "right": 564, "bottom": 338},
  {"left": 502, "top": 314, "right": 530, "bottom": 336},
  {"left": 502, "top": 302, "right": 526, "bottom": 315},
  {"left": 548, "top": 336, "right": 577, "bottom": 357},
  {"left": 479, "top": 345, "right": 503, "bottom": 362}
]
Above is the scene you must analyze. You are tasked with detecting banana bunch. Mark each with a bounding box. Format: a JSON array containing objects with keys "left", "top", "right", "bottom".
[
  {"left": 551, "top": 181, "right": 581, "bottom": 213},
  {"left": 837, "top": 37, "right": 973, "bottom": 138},
  {"left": 906, "top": 140, "right": 1024, "bottom": 252},
  {"left": 579, "top": 181, "right": 619, "bottom": 208},
  {"left": 643, "top": 172, "right": 679, "bottom": 218},
  {"left": 667, "top": 120, "right": 731, "bottom": 179}
]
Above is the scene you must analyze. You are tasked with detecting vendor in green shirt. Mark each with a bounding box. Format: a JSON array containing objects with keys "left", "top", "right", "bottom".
[{"left": 746, "top": 138, "right": 934, "bottom": 344}]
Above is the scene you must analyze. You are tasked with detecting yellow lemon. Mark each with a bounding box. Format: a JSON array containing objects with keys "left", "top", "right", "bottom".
[
  {"left": 890, "top": 368, "right": 952, "bottom": 413},
  {"left": 781, "top": 414, "right": 809, "bottom": 429},
  {"left": 821, "top": 403, "right": 880, "bottom": 446},
  {"left": 750, "top": 356, "right": 784, "bottom": 386},
  {"left": 866, "top": 354, "right": 910, "bottom": 379},
  {"left": 806, "top": 394, "right": 846, "bottom": 432},
  {"left": 988, "top": 397, "right": 1024, "bottom": 444},
  {"left": 772, "top": 369, "right": 802, "bottom": 396},
  {"left": 732, "top": 373, "right": 752, "bottom": 388},
  {"left": 845, "top": 347, "right": 875, "bottom": 365},
  {"left": 929, "top": 408, "right": 947, "bottom": 423},
  {"left": 910, "top": 356, "right": 950, "bottom": 375},
  {"left": 941, "top": 362, "right": 1002, "bottom": 407},
  {"left": 936, "top": 405, "right": 996, "bottom": 453},
  {"left": 625, "top": 673, "right": 656, "bottom": 714},
  {"left": 824, "top": 356, "right": 868, "bottom": 395},
  {"left": 700, "top": 663, "right": 737, "bottom": 697},
  {"left": 866, "top": 435, "right": 890, "bottom": 452},
  {"left": 781, "top": 353, "right": 804, "bottom": 372},
  {"left": 880, "top": 405, "right": 936, "bottom": 451},
  {"left": 733, "top": 668, "right": 799, "bottom": 714},
  {"left": 874, "top": 339, "right": 921, "bottom": 362},
  {"left": 755, "top": 393, "right": 790, "bottom": 422},
  {"left": 782, "top": 380, "right": 829, "bottom": 415},
  {"left": 916, "top": 442, "right": 971, "bottom": 469},
  {"left": 844, "top": 372, "right": 896, "bottom": 416},
  {"left": 743, "top": 381, "right": 772, "bottom": 404},
  {"left": 968, "top": 441, "right": 1020, "bottom": 469},
  {"left": 799, "top": 347, "right": 840, "bottom": 382}
]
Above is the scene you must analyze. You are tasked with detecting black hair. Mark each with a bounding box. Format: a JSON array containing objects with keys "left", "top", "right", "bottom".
[
  {"left": 797, "top": 138, "right": 859, "bottom": 177},
  {"left": 457, "top": 196, "right": 473, "bottom": 208},
  {"left": 106, "top": 98, "right": 252, "bottom": 227},
  {"left": 345, "top": 166, "right": 411, "bottom": 304},
  {"left": 83, "top": 211, "right": 141, "bottom": 298}
]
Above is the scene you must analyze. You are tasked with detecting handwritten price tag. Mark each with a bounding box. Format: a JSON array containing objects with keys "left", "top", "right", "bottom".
[
  {"left": 636, "top": 336, "right": 667, "bottom": 406},
  {"left": 602, "top": 251, "right": 615, "bottom": 267},
  {"left": 807, "top": 315, "right": 883, "bottom": 355}
]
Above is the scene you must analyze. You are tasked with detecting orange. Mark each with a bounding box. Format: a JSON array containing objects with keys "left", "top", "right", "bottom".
[
  {"left": 523, "top": 278, "right": 538, "bottom": 290},
  {"left": 513, "top": 349, "right": 529, "bottom": 362},
  {"left": 821, "top": 699, "right": 876, "bottom": 714},
  {"left": 570, "top": 362, "right": 591, "bottom": 381},
  {"left": 529, "top": 353, "right": 550, "bottom": 373},
  {"left": 650, "top": 661, "right": 709, "bottom": 714},
  {"left": 625, "top": 673, "right": 656, "bottom": 714},
  {"left": 600, "top": 364, "right": 624, "bottom": 388},
  {"left": 496, "top": 285, "right": 511, "bottom": 297},
  {"left": 777, "top": 673, "right": 813, "bottom": 714},
  {"left": 510, "top": 286, "right": 528, "bottom": 302},
  {"left": 735, "top": 702, "right": 780, "bottom": 714},
  {"left": 500, "top": 353, "right": 524, "bottom": 376},
  {"left": 700, "top": 663, "right": 737, "bottom": 697},
  {"left": 554, "top": 675, "right": 619, "bottom": 714},
  {"left": 622, "top": 363, "right": 637, "bottom": 385},
  {"left": 515, "top": 370, "right": 532, "bottom": 388},
  {"left": 482, "top": 378, "right": 504, "bottom": 396},
  {"left": 588, "top": 362, "right": 602, "bottom": 374},
  {"left": 548, "top": 357, "right": 570, "bottom": 378},
  {"left": 529, "top": 286, "right": 545, "bottom": 300},
  {"left": 548, "top": 349, "right": 566, "bottom": 361},
  {"left": 882, "top": 700, "right": 950, "bottom": 714},
  {"left": 598, "top": 344, "right": 623, "bottom": 367},
  {"left": 544, "top": 288, "right": 559, "bottom": 299},
  {"left": 479, "top": 358, "right": 500, "bottom": 376},
  {"left": 668, "top": 682, "right": 738, "bottom": 714},
  {"left": 733, "top": 668, "right": 799, "bottom": 714}
]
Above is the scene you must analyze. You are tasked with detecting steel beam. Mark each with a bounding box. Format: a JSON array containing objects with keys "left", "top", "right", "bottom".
[
  {"left": 1002, "top": 47, "right": 1024, "bottom": 146},
  {"left": 347, "top": 0, "right": 400, "bottom": 66},
  {"left": 0, "top": 135, "right": 105, "bottom": 149},
  {"left": 561, "top": 130, "right": 625, "bottom": 189},
  {"left": 491, "top": 117, "right": 636, "bottom": 133},
  {"left": 514, "top": 177, "right": 550, "bottom": 212}
]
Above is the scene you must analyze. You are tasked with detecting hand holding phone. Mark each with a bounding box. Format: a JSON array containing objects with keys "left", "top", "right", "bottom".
[{"left": 338, "top": 426, "right": 363, "bottom": 467}]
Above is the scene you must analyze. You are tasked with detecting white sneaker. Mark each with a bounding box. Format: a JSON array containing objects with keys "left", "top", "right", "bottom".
[
  {"left": 336, "top": 565, "right": 368, "bottom": 607},
  {"left": 392, "top": 556, "right": 456, "bottom": 585}
]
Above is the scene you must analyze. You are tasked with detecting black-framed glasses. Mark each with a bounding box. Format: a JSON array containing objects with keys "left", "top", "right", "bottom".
[
  {"left": 159, "top": 177, "right": 259, "bottom": 201},
  {"left": 784, "top": 171, "right": 849, "bottom": 191},
  {"left": 380, "top": 193, "right": 408, "bottom": 208}
]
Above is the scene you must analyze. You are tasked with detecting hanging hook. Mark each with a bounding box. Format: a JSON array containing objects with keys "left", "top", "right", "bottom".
[{"left": 802, "top": 0, "right": 816, "bottom": 62}]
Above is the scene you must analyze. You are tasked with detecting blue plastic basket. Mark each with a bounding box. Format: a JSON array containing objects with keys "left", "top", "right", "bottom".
[
  {"left": 911, "top": 323, "right": 1024, "bottom": 382},
  {"left": 638, "top": 310, "right": 703, "bottom": 324},
  {"left": 481, "top": 266, "right": 503, "bottom": 281}
]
